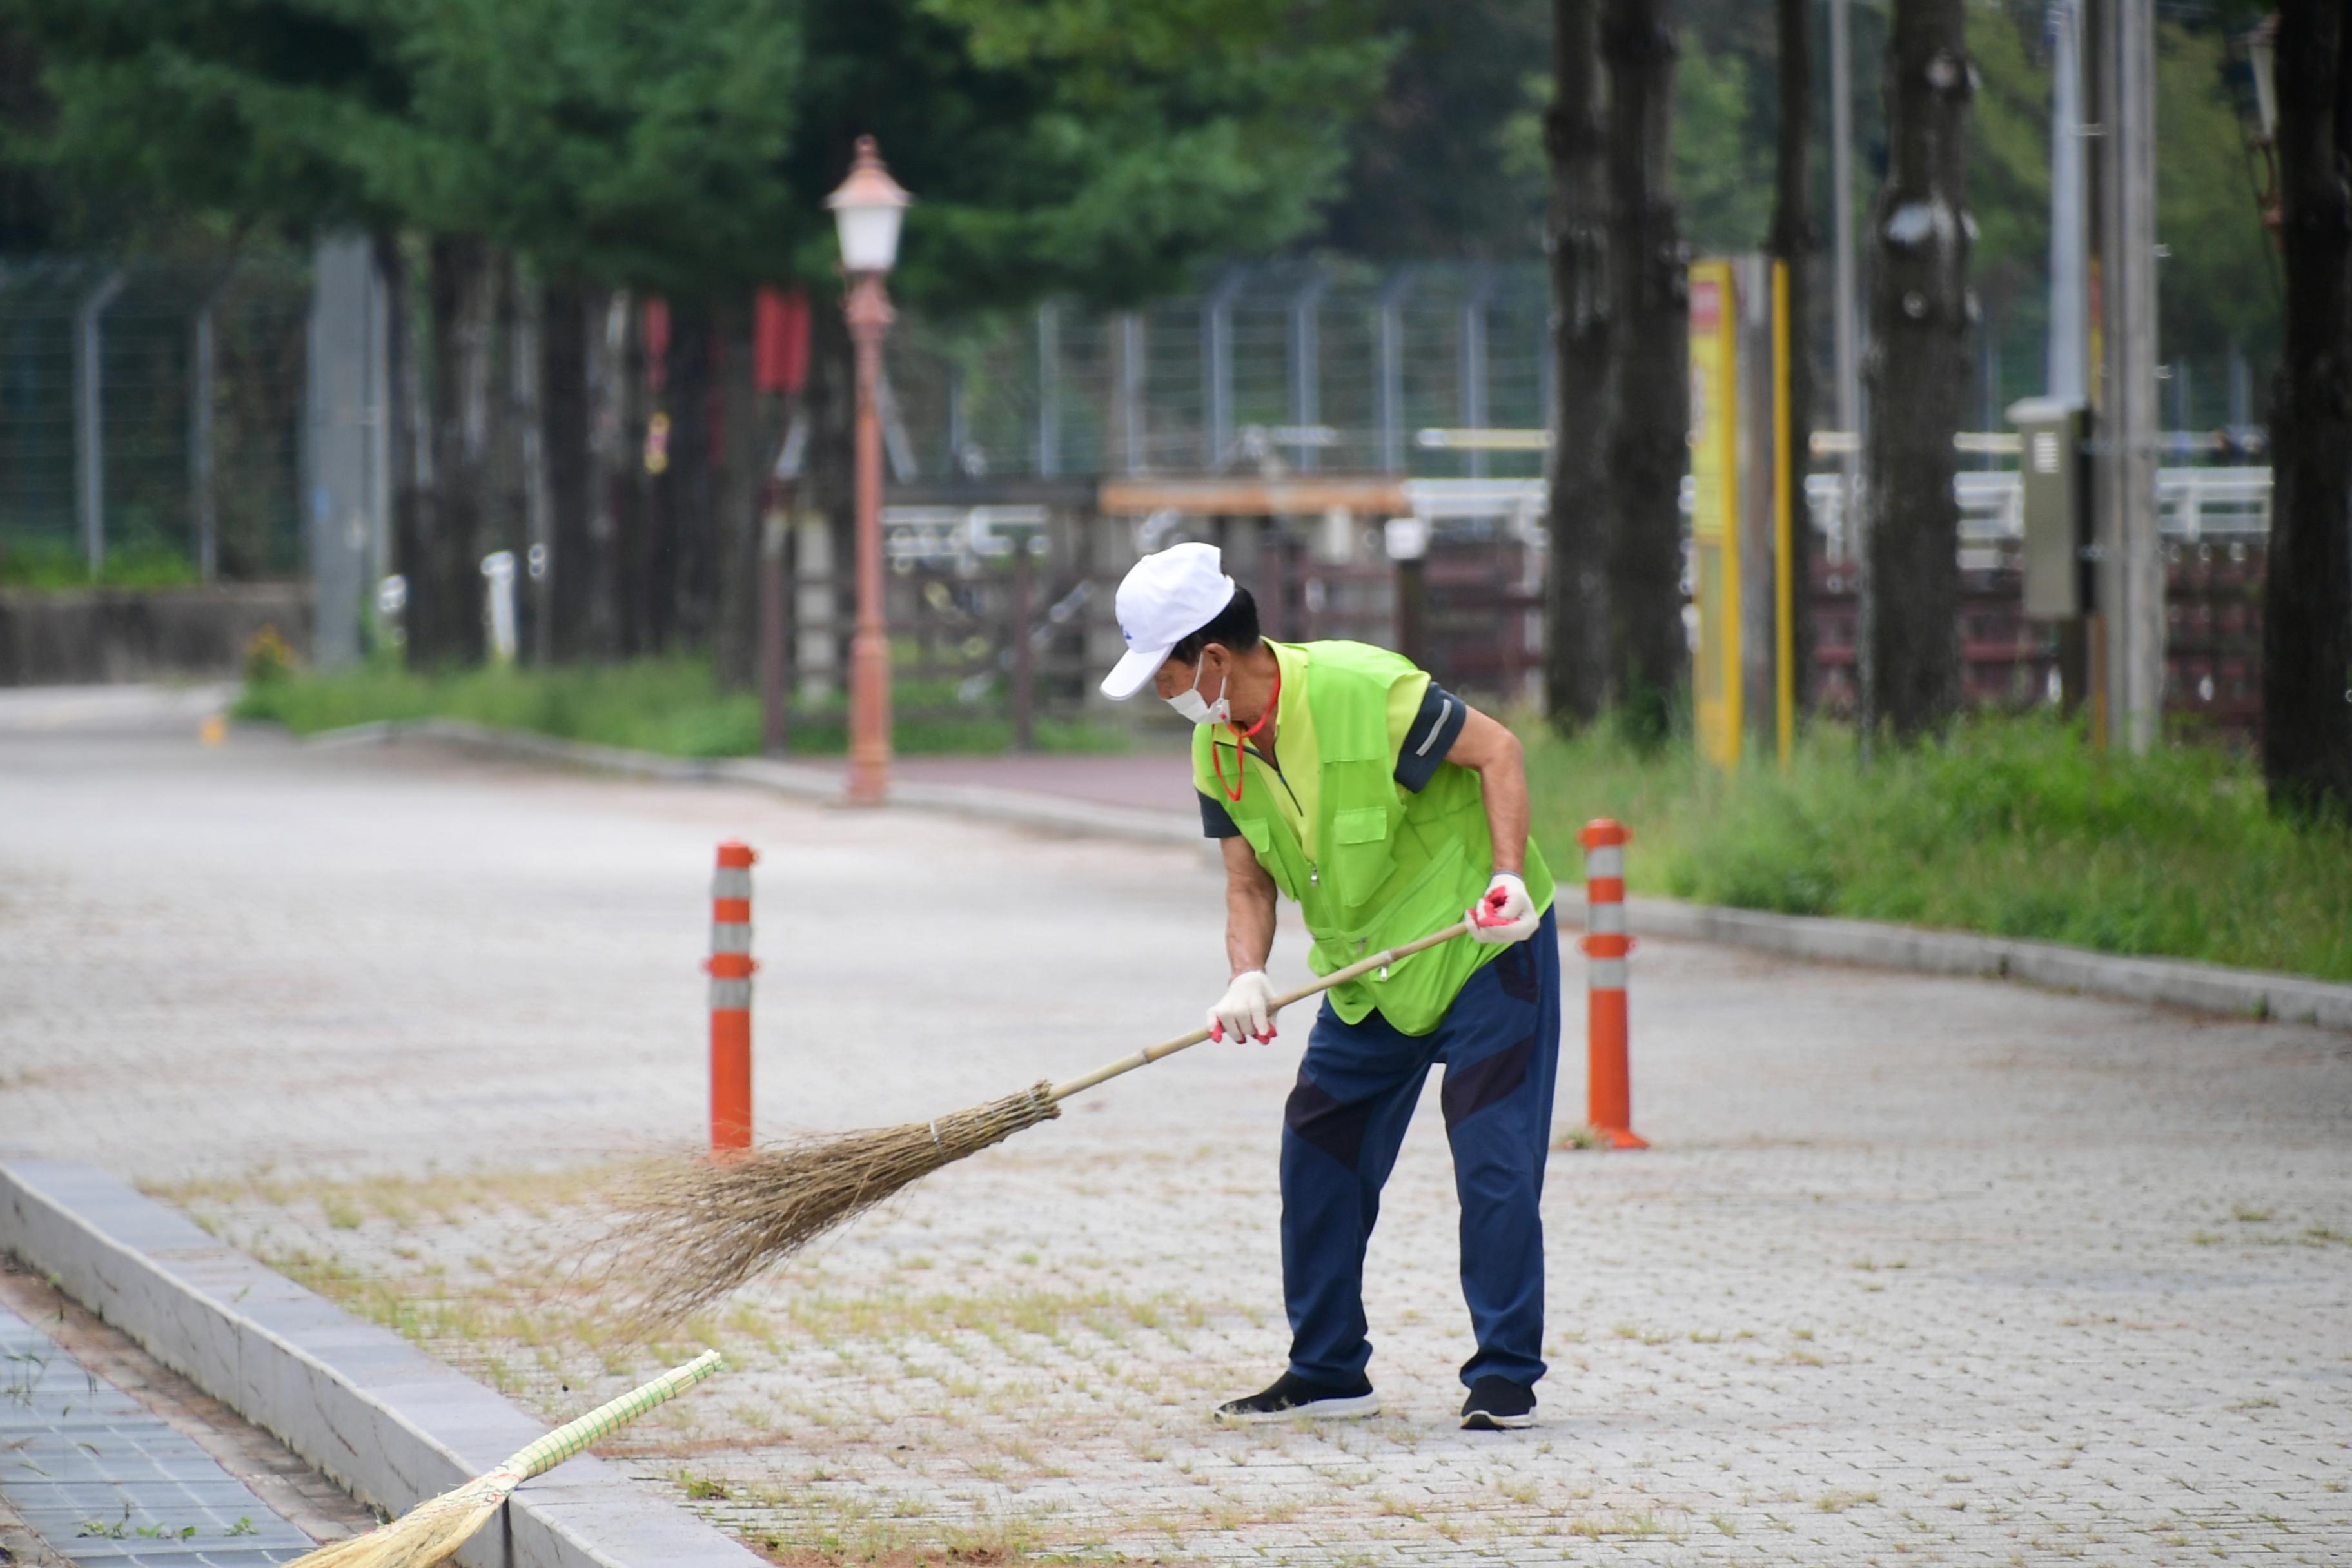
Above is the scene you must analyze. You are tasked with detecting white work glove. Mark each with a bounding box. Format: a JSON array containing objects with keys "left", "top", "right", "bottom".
[
  {"left": 1467, "top": 871, "right": 1539, "bottom": 945},
  {"left": 1208, "top": 969, "right": 1281, "bottom": 1044}
]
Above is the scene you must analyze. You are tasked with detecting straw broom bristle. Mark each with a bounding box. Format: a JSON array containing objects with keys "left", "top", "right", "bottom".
[
  {"left": 591, "top": 1081, "right": 1061, "bottom": 1332},
  {"left": 281, "top": 1475, "right": 508, "bottom": 1568}
]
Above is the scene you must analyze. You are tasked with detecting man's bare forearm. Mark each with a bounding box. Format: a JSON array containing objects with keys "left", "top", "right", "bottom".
[
  {"left": 1220, "top": 836, "right": 1279, "bottom": 975},
  {"left": 1446, "top": 705, "right": 1529, "bottom": 876}
]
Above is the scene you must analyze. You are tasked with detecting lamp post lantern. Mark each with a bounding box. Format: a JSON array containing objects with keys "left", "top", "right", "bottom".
[{"left": 828, "top": 136, "right": 910, "bottom": 807}]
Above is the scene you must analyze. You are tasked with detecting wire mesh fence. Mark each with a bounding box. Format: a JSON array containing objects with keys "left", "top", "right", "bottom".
[
  {"left": 0, "top": 255, "right": 309, "bottom": 581},
  {"left": 887, "top": 262, "right": 1558, "bottom": 485}
]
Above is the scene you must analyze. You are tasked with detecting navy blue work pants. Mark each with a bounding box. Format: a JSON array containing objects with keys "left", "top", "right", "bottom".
[{"left": 1279, "top": 908, "right": 1560, "bottom": 1391}]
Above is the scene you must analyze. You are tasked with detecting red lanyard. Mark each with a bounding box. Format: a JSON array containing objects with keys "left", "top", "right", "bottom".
[{"left": 1212, "top": 663, "right": 1280, "bottom": 804}]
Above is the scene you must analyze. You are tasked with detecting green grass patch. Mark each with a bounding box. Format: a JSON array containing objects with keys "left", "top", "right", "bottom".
[
  {"left": 0, "top": 538, "right": 202, "bottom": 591},
  {"left": 1520, "top": 711, "right": 2352, "bottom": 984},
  {"left": 235, "top": 655, "right": 1130, "bottom": 759}
]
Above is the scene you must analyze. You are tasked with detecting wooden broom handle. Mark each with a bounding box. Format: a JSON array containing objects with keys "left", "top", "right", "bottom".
[{"left": 1047, "top": 921, "right": 1473, "bottom": 1103}]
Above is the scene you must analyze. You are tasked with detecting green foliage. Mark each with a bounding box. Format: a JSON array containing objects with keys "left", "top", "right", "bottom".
[
  {"left": 0, "top": 539, "right": 201, "bottom": 589},
  {"left": 8, "top": 0, "right": 414, "bottom": 235},
  {"left": 382, "top": 0, "right": 804, "bottom": 291},
  {"left": 1968, "top": 10, "right": 2276, "bottom": 362},
  {"left": 242, "top": 623, "right": 297, "bottom": 685},
  {"left": 1499, "top": 39, "right": 1777, "bottom": 259},
  {"left": 818, "top": 0, "right": 1390, "bottom": 308},
  {"left": 234, "top": 655, "right": 1131, "bottom": 758},
  {"left": 2153, "top": 22, "right": 2277, "bottom": 360},
  {"left": 1966, "top": 6, "right": 2053, "bottom": 324},
  {"left": 1522, "top": 712, "right": 2352, "bottom": 984},
  {"left": 1500, "top": 4, "right": 2277, "bottom": 386},
  {"left": 1673, "top": 46, "right": 1776, "bottom": 255},
  {"left": 1316, "top": 0, "right": 1551, "bottom": 258},
  {"left": 11, "top": 0, "right": 1387, "bottom": 308}
]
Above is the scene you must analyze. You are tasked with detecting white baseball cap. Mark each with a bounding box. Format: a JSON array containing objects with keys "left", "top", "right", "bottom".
[{"left": 1099, "top": 542, "right": 1238, "bottom": 699}]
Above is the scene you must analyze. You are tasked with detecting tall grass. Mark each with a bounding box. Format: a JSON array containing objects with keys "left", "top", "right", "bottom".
[
  {"left": 235, "top": 656, "right": 1128, "bottom": 758},
  {"left": 1522, "top": 712, "right": 2352, "bottom": 984}
]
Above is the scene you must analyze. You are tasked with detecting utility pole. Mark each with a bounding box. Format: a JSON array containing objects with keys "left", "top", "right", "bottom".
[
  {"left": 2043, "top": 0, "right": 2092, "bottom": 712},
  {"left": 2046, "top": 0, "right": 2088, "bottom": 406},
  {"left": 1830, "top": 0, "right": 1862, "bottom": 538},
  {"left": 2092, "top": 0, "right": 2162, "bottom": 754},
  {"left": 1829, "top": 0, "right": 1867, "bottom": 745}
]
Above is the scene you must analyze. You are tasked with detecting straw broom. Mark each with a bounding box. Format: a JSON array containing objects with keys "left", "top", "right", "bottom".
[
  {"left": 284, "top": 1349, "right": 721, "bottom": 1568},
  {"left": 596, "top": 922, "right": 1471, "bottom": 1331}
]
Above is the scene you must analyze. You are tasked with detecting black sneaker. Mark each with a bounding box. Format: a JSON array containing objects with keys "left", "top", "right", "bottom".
[
  {"left": 1460, "top": 1375, "right": 1537, "bottom": 1430},
  {"left": 1212, "top": 1371, "right": 1379, "bottom": 1424}
]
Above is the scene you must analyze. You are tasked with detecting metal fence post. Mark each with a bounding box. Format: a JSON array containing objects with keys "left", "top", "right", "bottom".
[
  {"left": 1289, "top": 273, "right": 1324, "bottom": 473},
  {"left": 74, "top": 270, "right": 125, "bottom": 577},
  {"left": 191, "top": 289, "right": 219, "bottom": 582},
  {"left": 1011, "top": 531, "right": 1036, "bottom": 751},
  {"left": 1203, "top": 269, "right": 1244, "bottom": 470},
  {"left": 1461, "top": 264, "right": 1494, "bottom": 480},
  {"left": 1376, "top": 270, "right": 1412, "bottom": 475},
  {"left": 1113, "top": 312, "right": 1146, "bottom": 474},
  {"left": 1036, "top": 302, "right": 1060, "bottom": 478}
]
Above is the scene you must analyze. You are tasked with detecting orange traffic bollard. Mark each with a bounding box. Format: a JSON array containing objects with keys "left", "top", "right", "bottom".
[
  {"left": 707, "top": 841, "right": 758, "bottom": 1152},
  {"left": 1576, "top": 819, "right": 1647, "bottom": 1150}
]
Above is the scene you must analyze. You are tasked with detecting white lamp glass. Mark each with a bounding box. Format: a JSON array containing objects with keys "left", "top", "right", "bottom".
[
  {"left": 835, "top": 204, "right": 905, "bottom": 274},
  {"left": 826, "top": 136, "right": 912, "bottom": 275}
]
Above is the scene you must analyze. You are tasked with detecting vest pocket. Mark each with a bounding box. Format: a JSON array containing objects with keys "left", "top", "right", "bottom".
[{"left": 1324, "top": 805, "right": 1394, "bottom": 909}]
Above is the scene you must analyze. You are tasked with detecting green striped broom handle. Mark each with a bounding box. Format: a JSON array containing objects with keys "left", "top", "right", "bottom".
[{"left": 507, "top": 1350, "right": 723, "bottom": 1482}]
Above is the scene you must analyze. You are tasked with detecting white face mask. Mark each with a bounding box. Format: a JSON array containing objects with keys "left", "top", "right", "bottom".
[{"left": 1164, "top": 659, "right": 1231, "bottom": 726}]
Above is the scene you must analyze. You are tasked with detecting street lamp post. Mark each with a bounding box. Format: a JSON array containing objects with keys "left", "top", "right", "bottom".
[{"left": 828, "top": 137, "right": 910, "bottom": 807}]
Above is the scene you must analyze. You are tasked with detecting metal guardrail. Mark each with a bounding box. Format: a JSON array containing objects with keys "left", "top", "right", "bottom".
[
  {"left": 1803, "top": 467, "right": 2273, "bottom": 562},
  {"left": 883, "top": 468, "right": 2275, "bottom": 571}
]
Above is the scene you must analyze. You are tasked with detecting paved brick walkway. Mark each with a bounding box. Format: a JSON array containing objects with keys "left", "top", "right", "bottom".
[{"left": 3, "top": 689, "right": 2347, "bottom": 1565}]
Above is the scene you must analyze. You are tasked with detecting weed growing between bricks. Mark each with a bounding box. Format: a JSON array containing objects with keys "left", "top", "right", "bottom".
[{"left": 148, "top": 1088, "right": 2352, "bottom": 1568}]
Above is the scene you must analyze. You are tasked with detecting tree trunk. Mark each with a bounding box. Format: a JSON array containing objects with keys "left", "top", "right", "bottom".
[
  {"left": 585, "top": 290, "right": 632, "bottom": 659},
  {"left": 512, "top": 266, "right": 550, "bottom": 664},
  {"left": 714, "top": 297, "right": 766, "bottom": 689},
  {"left": 487, "top": 251, "right": 524, "bottom": 598},
  {"left": 665, "top": 304, "right": 718, "bottom": 652},
  {"left": 2262, "top": 0, "right": 2352, "bottom": 821},
  {"left": 617, "top": 296, "right": 653, "bottom": 656},
  {"left": 1543, "top": 0, "right": 1612, "bottom": 729},
  {"left": 639, "top": 302, "right": 679, "bottom": 654},
  {"left": 409, "top": 235, "right": 494, "bottom": 667},
  {"left": 542, "top": 274, "right": 591, "bottom": 662},
  {"left": 1861, "top": 0, "right": 1972, "bottom": 743},
  {"left": 1602, "top": 0, "right": 1689, "bottom": 743},
  {"left": 1769, "top": 0, "right": 1816, "bottom": 716}
]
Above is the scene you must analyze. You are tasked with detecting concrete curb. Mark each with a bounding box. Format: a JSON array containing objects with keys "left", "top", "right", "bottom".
[
  {"left": 304, "top": 716, "right": 2352, "bottom": 1034},
  {"left": 1605, "top": 896, "right": 2352, "bottom": 1032},
  {"left": 0, "top": 1159, "right": 763, "bottom": 1568},
  {"left": 307, "top": 718, "right": 1202, "bottom": 849}
]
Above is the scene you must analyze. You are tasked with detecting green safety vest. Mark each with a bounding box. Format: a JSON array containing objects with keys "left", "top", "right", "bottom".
[{"left": 1194, "top": 640, "right": 1554, "bottom": 1035}]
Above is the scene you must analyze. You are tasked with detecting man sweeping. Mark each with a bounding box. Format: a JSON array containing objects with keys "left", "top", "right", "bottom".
[{"left": 1099, "top": 542, "right": 1559, "bottom": 1432}]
